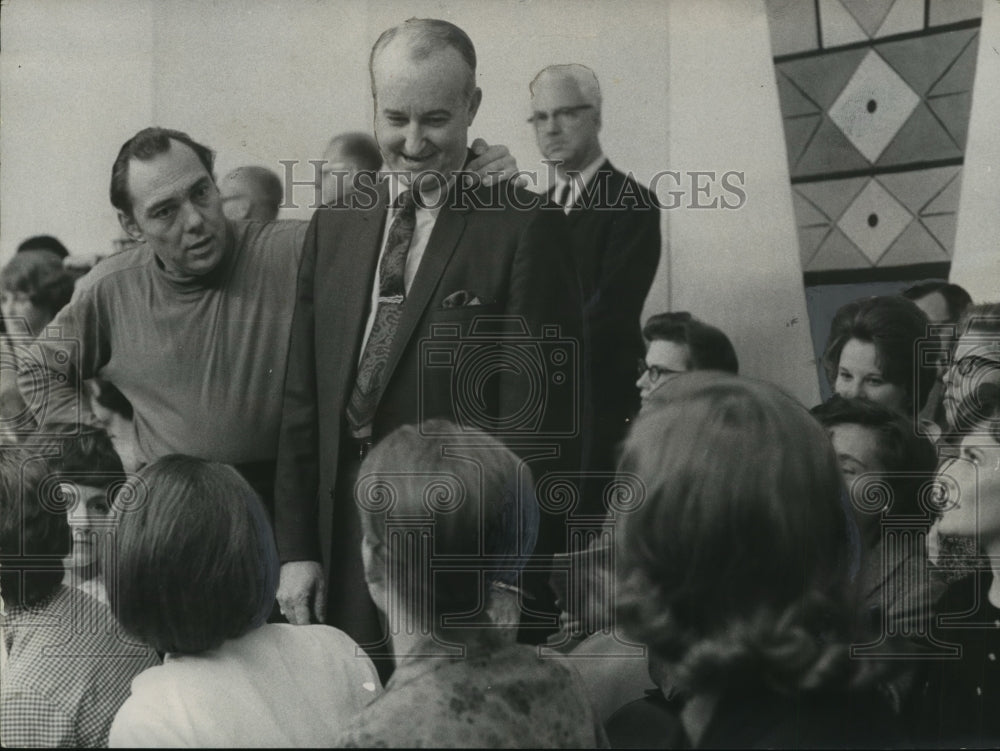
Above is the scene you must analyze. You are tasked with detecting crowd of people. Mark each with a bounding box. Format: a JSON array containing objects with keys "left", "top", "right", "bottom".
[{"left": 2, "top": 15, "right": 1000, "bottom": 750}]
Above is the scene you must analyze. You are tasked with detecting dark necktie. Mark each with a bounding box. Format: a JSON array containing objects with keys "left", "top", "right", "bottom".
[
  {"left": 346, "top": 190, "right": 417, "bottom": 435},
  {"left": 557, "top": 182, "right": 571, "bottom": 211}
]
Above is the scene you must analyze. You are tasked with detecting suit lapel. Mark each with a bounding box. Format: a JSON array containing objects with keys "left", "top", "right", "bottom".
[
  {"left": 377, "top": 200, "right": 467, "bottom": 397},
  {"left": 325, "top": 184, "right": 389, "bottom": 402}
]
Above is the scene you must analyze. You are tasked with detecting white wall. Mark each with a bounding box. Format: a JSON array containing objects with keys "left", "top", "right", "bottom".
[
  {"left": 2, "top": 0, "right": 824, "bottom": 399},
  {"left": 0, "top": 0, "right": 155, "bottom": 260},
  {"left": 950, "top": 0, "right": 1000, "bottom": 303},
  {"left": 654, "top": 0, "right": 820, "bottom": 405}
]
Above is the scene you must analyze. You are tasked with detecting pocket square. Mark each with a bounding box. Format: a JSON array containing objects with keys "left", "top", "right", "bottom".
[{"left": 441, "top": 290, "right": 482, "bottom": 308}]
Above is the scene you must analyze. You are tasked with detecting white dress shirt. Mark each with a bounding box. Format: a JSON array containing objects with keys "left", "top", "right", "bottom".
[{"left": 552, "top": 152, "right": 606, "bottom": 215}]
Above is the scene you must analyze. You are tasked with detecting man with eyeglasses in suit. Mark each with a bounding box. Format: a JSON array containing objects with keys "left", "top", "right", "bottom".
[{"left": 529, "top": 64, "right": 660, "bottom": 513}]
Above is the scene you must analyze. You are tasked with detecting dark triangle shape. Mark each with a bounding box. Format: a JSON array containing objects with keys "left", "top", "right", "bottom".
[
  {"left": 776, "top": 72, "right": 822, "bottom": 117},
  {"left": 794, "top": 117, "right": 871, "bottom": 176},
  {"left": 928, "top": 92, "right": 973, "bottom": 151},
  {"left": 877, "top": 103, "right": 962, "bottom": 167},
  {"left": 777, "top": 48, "right": 868, "bottom": 110},
  {"left": 928, "top": 32, "right": 979, "bottom": 97},
  {"left": 783, "top": 114, "right": 823, "bottom": 168},
  {"left": 841, "top": 0, "right": 895, "bottom": 37},
  {"left": 877, "top": 28, "right": 979, "bottom": 96}
]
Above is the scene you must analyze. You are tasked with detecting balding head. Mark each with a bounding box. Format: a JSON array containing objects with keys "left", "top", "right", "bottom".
[
  {"left": 220, "top": 166, "right": 283, "bottom": 222},
  {"left": 529, "top": 64, "right": 603, "bottom": 173},
  {"left": 321, "top": 132, "right": 382, "bottom": 204},
  {"left": 369, "top": 18, "right": 477, "bottom": 102},
  {"left": 530, "top": 64, "right": 602, "bottom": 112}
]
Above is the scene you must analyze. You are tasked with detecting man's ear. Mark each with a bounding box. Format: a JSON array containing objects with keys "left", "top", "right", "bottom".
[
  {"left": 467, "top": 87, "right": 483, "bottom": 125},
  {"left": 117, "top": 210, "right": 143, "bottom": 243}
]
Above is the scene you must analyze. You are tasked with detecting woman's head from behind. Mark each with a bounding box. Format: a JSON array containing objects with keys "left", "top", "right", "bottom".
[
  {"left": 823, "top": 295, "right": 931, "bottom": 416},
  {"left": 357, "top": 421, "right": 538, "bottom": 632},
  {"left": 616, "top": 373, "right": 860, "bottom": 694},
  {"left": 110, "top": 455, "right": 278, "bottom": 654}
]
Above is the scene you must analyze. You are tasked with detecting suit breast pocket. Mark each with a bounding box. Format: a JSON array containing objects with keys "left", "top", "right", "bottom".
[{"left": 425, "top": 301, "right": 504, "bottom": 323}]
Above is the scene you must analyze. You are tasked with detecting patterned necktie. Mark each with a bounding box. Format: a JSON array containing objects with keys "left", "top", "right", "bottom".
[{"left": 346, "top": 190, "right": 417, "bottom": 435}]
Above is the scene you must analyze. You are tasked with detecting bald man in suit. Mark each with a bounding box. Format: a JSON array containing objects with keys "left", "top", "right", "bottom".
[
  {"left": 275, "top": 20, "right": 582, "bottom": 669},
  {"left": 530, "top": 64, "right": 661, "bottom": 513}
]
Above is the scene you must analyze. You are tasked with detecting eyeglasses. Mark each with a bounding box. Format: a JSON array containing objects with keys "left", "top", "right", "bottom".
[
  {"left": 951, "top": 354, "right": 1000, "bottom": 377},
  {"left": 527, "top": 104, "right": 594, "bottom": 128},
  {"left": 637, "top": 359, "right": 684, "bottom": 383}
]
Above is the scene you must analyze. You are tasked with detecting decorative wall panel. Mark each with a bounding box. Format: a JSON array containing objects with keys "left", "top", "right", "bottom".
[{"left": 766, "top": 0, "right": 981, "bottom": 274}]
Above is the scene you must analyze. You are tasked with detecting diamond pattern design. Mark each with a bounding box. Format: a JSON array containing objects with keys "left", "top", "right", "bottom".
[
  {"left": 836, "top": 180, "right": 912, "bottom": 263},
  {"left": 828, "top": 51, "right": 920, "bottom": 162},
  {"left": 771, "top": 4, "right": 980, "bottom": 273}
]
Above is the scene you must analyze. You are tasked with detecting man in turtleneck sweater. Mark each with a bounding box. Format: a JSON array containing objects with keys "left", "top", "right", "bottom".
[{"left": 17, "top": 126, "right": 514, "bottom": 512}]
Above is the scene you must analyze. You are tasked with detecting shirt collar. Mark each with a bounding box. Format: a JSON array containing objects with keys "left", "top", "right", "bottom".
[
  {"left": 386, "top": 173, "right": 451, "bottom": 216},
  {"left": 554, "top": 152, "right": 606, "bottom": 198}
]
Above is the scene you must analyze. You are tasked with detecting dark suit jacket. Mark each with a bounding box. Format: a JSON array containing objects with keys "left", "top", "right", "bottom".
[
  {"left": 274, "top": 176, "right": 582, "bottom": 626},
  {"left": 548, "top": 161, "right": 661, "bottom": 489}
]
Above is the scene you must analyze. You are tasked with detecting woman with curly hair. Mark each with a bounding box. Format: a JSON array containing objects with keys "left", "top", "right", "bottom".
[{"left": 614, "top": 373, "right": 901, "bottom": 747}]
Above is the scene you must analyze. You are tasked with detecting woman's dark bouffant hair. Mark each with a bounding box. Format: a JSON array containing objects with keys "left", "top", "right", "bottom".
[
  {"left": 615, "top": 373, "right": 875, "bottom": 696},
  {"left": 110, "top": 455, "right": 278, "bottom": 654},
  {"left": 811, "top": 396, "right": 940, "bottom": 520},
  {"left": 822, "top": 295, "right": 933, "bottom": 413}
]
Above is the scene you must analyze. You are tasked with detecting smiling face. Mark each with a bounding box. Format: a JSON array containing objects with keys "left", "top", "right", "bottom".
[
  {"left": 834, "top": 338, "right": 908, "bottom": 412},
  {"left": 118, "top": 139, "right": 229, "bottom": 277},
  {"left": 371, "top": 42, "right": 481, "bottom": 190},
  {"left": 62, "top": 483, "right": 112, "bottom": 574}
]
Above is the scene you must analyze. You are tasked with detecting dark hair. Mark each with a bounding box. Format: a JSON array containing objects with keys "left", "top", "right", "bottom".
[
  {"left": 90, "top": 378, "right": 134, "bottom": 420},
  {"left": 17, "top": 235, "right": 69, "bottom": 259},
  {"left": 902, "top": 281, "right": 972, "bottom": 323},
  {"left": 811, "top": 396, "right": 939, "bottom": 518},
  {"left": 110, "top": 127, "right": 216, "bottom": 218},
  {"left": 110, "top": 455, "right": 278, "bottom": 654},
  {"left": 41, "top": 424, "right": 127, "bottom": 489},
  {"left": 822, "top": 296, "right": 933, "bottom": 412},
  {"left": 222, "top": 165, "right": 284, "bottom": 221},
  {"left": 642, "top": 311, "right": 739, "bottom": 374},
  {"left": 357, "top": 420, "right": 537, "bottom": 618},
  {"left": 0, "top": 251, "right": 75, "bottom": 319},
  {"left": 325, "top": 132, "right": 383, "bottom": 172},
  {"left": 615, "top": 373, "right": 870, "bottom": 695},
  {"left": 0, "top": 449, "right": 70, "bottom": 607},
  {"left": 370, "top": 18, "right": 477, "bottom": 99}
]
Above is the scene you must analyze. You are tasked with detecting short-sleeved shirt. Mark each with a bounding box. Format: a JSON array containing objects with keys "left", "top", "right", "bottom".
[{"left": 1, "top": 586, "right": 161, "bottom": 748}]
